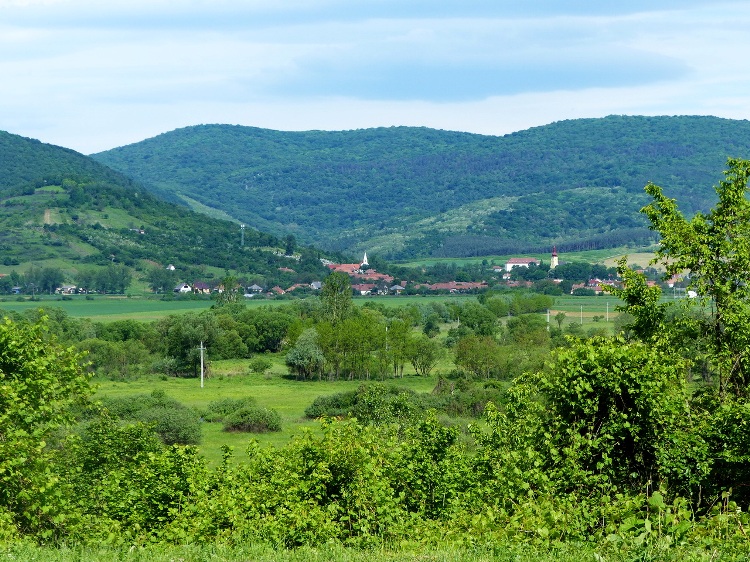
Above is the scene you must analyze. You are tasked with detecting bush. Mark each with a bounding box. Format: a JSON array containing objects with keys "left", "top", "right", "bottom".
[
  {"left": 101, "top": 390, "right": 201, "bottom": 445},
  {"left": 248, "top": 356, "right": 273, "bottom": 375},
  {"left": 138, "top": 406, "right": 202, "bottom": 445},
  {"left": 224, "top": 406, "right": 281, "bottom": 433},
  {"left": 203, "top": 396, "right": 257, "bottom": 422}
]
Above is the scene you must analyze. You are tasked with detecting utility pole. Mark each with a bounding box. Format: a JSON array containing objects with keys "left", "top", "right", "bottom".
[
  {"left": 240, "top": 224, "right": 245, "bottom": 247},
  {"left": 199, "top": 341, "right": 205, "bottom": 388}
]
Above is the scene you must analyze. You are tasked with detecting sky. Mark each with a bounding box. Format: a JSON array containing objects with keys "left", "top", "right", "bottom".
[{"left": 2, "top": 0, "right": 750, "bottom": 154}]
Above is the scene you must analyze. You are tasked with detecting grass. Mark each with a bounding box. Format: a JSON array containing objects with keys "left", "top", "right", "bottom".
[
  {"left": 1, "top": 541, "right": 736, "bottom": 561},
  {"left": 0, "top": 295, "right": 215, "bottom": 322},
  {"left": 0, "top": 294, "right": 482, "bottom": 322},
  {"left": 94, "top": 356, "right": 442, "bottom": 465},
  {"left": 395, "top": 245, "right": 659, "bottom": 268}
]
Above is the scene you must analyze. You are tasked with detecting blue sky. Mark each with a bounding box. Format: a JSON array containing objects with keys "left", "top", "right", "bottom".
[{"left": 1, "top": 0, "right": 749, "bottom": 153}]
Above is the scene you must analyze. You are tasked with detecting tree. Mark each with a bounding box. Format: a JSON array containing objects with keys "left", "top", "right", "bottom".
[
  {"left": 214, "top": 274, "right": 242, "bottom": 307},
  {"left": 146, "top": 266, "right": 177, "bottom": 294},
  {"left": 285, "top": 328, "right": 325, "bottom": 380},
  {"left": 407, "top": 334, "right": 443, "bottom": 377},
  {"left": 454, "top": 335, "right": 502, "bottom": 379},
  {"left": 0, "top": 316, "right": 91, "bottom": 535},
  {"left": 321, "top": 271, "right": 353, "bottom": 324},
  {"left": 554, "top": 311, "right": 567, "bottom": 330},
  {"left": 642, "top": 158, "right": 750, "bottom": 399}
]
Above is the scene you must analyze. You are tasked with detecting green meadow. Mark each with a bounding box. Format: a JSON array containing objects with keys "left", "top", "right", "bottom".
[{"left": 94, "top": 357, "right": 444, "bottom": 465}]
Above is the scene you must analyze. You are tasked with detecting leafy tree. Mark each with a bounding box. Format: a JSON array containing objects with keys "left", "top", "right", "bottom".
[
  {"left": 146, "top": 266, "right": 177, "bottom": 293},
  {"left": 407, "top": 334, "right": 443, "bottom": 377},
  {"left": 214, "top": 273, "right": 242, "bottom": 307},
  {"left": 554, "top": 311, "right": 567, "bottom": 329},
  {"left": 642, "top": 158, "right": 750, "bottom": 398},
  {"left": 605, "top": 258, "right": 667, "bottom": 341},
  {"left": 454, "top": 335, "right": 502, "bottom": 379},
  {"left": 0, "top": 316, "right": 91, "bottom": 536},
  {"left": 321, "top": 271, "right": 353, "bottom": 324},
  {"left": 285, "top": 327, "right": 325, "bottom": 380},
  {"left": 536, "top": 337, "right": 695, "bottom": 493}
]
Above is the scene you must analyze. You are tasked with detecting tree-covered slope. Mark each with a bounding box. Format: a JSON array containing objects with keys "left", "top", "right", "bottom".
[
  {"left": 0, "top": 131, "right": 328, "bottom": 285},
  {"left": 91, "top": 116, "right": 750, "bottom": 259}
]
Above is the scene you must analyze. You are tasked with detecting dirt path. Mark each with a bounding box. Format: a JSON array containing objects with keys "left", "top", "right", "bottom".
[{"left": 43, "top": 208, "right": 51, "bottom": 224}]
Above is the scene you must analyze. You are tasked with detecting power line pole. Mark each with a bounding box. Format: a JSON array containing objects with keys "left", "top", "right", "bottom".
[{"left": 199, "top": 341, "right": 205, "bottom": 388}]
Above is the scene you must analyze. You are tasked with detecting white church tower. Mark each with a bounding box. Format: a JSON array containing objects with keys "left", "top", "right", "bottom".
[
  {"left": 361, "top": 252, "right": 369, "bottom": 267},
  {"left": 551, "top": 246, "right": 559, "bottom": 269}
]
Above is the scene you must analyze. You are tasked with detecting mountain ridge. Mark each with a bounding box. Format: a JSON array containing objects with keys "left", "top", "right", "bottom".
[{"left": 91, "top": 116, "right": 750, "bottom": 259}]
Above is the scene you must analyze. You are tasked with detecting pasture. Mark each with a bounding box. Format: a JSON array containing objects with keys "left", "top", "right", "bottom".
[{"left": 94, "top": 357, "right": 445, "bottom": 465}]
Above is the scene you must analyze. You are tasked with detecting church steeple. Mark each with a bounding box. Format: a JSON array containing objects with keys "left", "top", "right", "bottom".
[
  {"left": 551, "top": 246, "right": 559, "bottom": 269},
  {"left": 362, "top": 252, "right": 369, "bottom": 267}
]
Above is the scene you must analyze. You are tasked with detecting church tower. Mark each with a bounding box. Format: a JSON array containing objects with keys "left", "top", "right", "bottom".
[
  {"left": 551, "top": 246, "right": 559, "bottom": 269},
  {"left": 362, "top": 252, "right": 369, "bottom": 267}
]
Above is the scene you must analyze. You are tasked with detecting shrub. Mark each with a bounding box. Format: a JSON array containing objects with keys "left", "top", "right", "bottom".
[
  {"left": 248, "top": 356, "right": 273, "bottom": 375},
  {"left": 101, "top": 390, "right": 201, "bottom": 445},
  {"left": 203, "top": 396, "right": 257, "bottom": 422},
  {"left": 138, "top": 406, "right": 202, "bottom": 445},
  {"left": 224, "top": 406, "right": 281, "bottom": 433}
]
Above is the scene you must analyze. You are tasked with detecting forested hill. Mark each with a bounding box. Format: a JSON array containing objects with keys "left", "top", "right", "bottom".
[
  {"left": 0, "top": 130, "right": 328, "bottom": 285},
  {"left": 91, "top": 116, "right": 750, "bottom": 259},
  {"left": 0, "top": 131, "right": 178, "bottom": 204}
]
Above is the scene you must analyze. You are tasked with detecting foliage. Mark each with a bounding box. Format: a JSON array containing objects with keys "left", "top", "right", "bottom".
[
  {"left": 285, "top": 327, "right": 325, "bottom": 380},
  {"left": 203, "top": 397, "right": 258, "bottom": 422},
  {"left": 537, "top": 336, "right": 692, "bottom": 492},
  {"left": 642, "top": 157, "right": 750, "bottom": 399},
  {"left": 101, "top": 390, "right": 201, "bottom": 445},
  {"left": 406, "top": 335, "right": 444, "bottom": 377},
  {"left": 223, "top": 406, "right": 282, "bottom": 433},
  {"left": 321, "top": 272, "right": 353, "bottom": 324},
  {"left": 0, "top": 316, "right": 91, "bottom": 538}
]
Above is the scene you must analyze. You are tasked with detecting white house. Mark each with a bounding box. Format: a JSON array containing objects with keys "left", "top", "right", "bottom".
[
  {"left": 504, "top": 257, "right": 540, "bottom": 272},
  {"left": 173, "top": 282, "right": 191, "bottom": 293}
]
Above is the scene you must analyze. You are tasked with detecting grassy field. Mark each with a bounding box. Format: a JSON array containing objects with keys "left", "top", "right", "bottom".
[
  {"left": 0, "top": 294, "right": 478, "bottom": 322},
  {"left": 395, "top": 245, "right": 659, "bottom": 268},
  {"left": 94, "top": 355, "right": 446, "bottom": 465},
  {"left": 0, "top": 295, "right": 215, "bottom": 321}
]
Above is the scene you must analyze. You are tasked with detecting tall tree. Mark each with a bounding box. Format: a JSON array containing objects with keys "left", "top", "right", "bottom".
[
  {"left": 642, "top": 158, "right": 750, "bottom": 398},
  {"left": 321, "top": 271, "right": 353, "bottom": 325}
]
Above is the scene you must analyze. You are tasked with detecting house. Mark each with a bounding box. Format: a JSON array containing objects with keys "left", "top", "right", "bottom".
[
  {"left": 55, "top": 285, "right": 77, "bottom": 295},
  {"left": 389, "top": 284, "right": 406, "bottom": 295},
  {"left": 247, "top": 284, "right": 264, "bottom": 293},
  {"left": 271, "top": 286, "right": 286, "bottom": 295},
  {"left": 504, "top": 257, "right": 540, "bottom": 272},
  {"left": 166, "top": 264, "right": 176, "bottom": 271},
  {"left": 352, "top": 283, "right": 377, "bottom": 295},
  {"left": 192, "top": 281, "right": 211, "bottom": 295},
  {"left": 174, "top": 282, "right": 191, "bottom": 294},
  {"left": 310, "top": 281, "right": 322, "bottom": 290}
]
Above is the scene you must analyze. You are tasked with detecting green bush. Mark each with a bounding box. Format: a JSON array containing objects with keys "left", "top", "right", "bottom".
[
  {"left": 101, "top": 390, "right": 201, "bottom": 445},
  {"left": 138, "top": 406, "right": 202, "bottom": 445},
  {"left": 203, "top": 396, "right": 257, "bottom": 422},
  {"left": 223, "top": 406, "right": 281, "bottom": 433}
]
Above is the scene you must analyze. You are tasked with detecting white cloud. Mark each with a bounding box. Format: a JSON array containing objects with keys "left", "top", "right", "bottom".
[{"left": 1, "top": 1, "right": 749, "bottom": 152}]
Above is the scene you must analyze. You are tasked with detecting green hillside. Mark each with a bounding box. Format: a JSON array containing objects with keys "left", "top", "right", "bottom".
[
  {"left": 0, "top": 131, "right": 329, "bottom": 289},
  {"left": 92, "top": 116, "right": 750, "bottom": 259}
]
